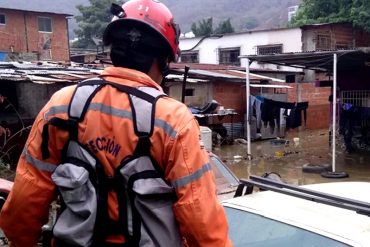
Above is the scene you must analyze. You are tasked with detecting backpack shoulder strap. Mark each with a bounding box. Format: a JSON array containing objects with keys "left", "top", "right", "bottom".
[
  {"left": 41, "top": 78, "right": 105, "bottom": 159},
  {"left": 129, "top": 86, "right": 165, "bottom": 156}
]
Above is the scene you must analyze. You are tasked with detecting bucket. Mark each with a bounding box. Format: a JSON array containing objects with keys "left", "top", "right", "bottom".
[{"left": 270, "top": 139, "right": 288, "bottom": 158}]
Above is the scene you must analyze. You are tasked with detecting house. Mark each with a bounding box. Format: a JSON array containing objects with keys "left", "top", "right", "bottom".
[
  {"left": 179, "top": 27, "right": 302, "bottom": 72},
  {"left": 177, "top": 23, "right": 370, "bottom": 132},
  {"left": 0, "top": 62, "right": 102, "bottom": 124},
  {"left": 0, "top": 1, "right": 72, "bottom": 62},
  {"left": 167, "top": 63, "right": 304, "bottom": 138}
]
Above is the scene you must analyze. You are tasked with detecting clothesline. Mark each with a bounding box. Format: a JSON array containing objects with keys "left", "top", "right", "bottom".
[{"left": 250, "top": 95, "right": 309, "bottom": 132}]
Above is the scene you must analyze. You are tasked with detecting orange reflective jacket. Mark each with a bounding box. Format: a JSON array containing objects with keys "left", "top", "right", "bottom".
[{"left": 0, "top": 67, "right": 232, "bottom": 247}]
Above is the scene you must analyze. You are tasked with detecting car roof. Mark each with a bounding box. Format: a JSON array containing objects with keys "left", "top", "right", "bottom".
[{"left": 222, "top": 182, "right": 370, "bottom": 246}]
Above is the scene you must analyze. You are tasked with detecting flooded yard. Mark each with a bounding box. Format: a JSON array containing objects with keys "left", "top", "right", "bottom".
[{"left": 213, "top": 129, "right": 370, "bottom": 185}]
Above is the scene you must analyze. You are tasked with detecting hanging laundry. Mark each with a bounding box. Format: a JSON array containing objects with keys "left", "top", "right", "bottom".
[
  {"left": 261, "top": 98, "right": 281, "bottom": 133},
  {"left": 286, "top": 102, "right": 309, "bottom": 130},
  {"left": 339, "top": 103, "right": 360, "bottom": 153}
]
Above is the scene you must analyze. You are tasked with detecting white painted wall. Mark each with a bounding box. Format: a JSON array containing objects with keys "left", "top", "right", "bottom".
[{"left": 179, "top": 27, "right": 302, "bottom": 71}]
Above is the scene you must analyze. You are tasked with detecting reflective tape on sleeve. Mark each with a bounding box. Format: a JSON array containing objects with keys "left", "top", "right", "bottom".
[
  {"left": 23, "top": 148, "right": 57, "bottom": 172},
  {"left": 154, "top": 119, "right": 177, "bottom": 139},
  {"left": 171, "top": 163, "right": 212, "bottom": 189},
  {"left": 44, "top": 105, "right": 69, "bottom": 120}
]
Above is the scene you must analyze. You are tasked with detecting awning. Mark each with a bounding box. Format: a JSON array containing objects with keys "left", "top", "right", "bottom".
[
  {"left": 169, "top": 67, "right": 283, "bottom": 83},
  {"left": 240, "top": 48, "right": 370, "bottom": 71},
  {"left": 229, "top": 70, "right": 286, "bottom": 82},
  {"left": 250, "top": 84, "right": 293, "bottom": 89}
]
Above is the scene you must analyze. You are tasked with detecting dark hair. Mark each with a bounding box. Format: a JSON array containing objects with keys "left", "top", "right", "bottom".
[{"left": 109, "top": 22, "right": 171, "bottom": 74}]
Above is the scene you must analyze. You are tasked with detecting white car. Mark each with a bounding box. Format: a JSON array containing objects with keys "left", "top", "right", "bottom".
[
  {"left": 208, "top": 152, "right": 239, "bottom": 200},
  {"left": 222, "top": 176, "right": 370, "bottom": 247}
]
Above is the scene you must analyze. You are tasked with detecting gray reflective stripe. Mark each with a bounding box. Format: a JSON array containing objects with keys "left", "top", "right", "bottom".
[
  {"left": 154, "top": 119, "right": 177, "bottom": 138},
  {"left": 82, "top": 102, "right": 178, "bottom": 138},
  {"left": 70, "top": 85, "right": 100, "bottom": 118},
  {"left": 44, "top": 103, "right": 176, "bottom": 139},
  {"left": 44, "top": 105, "right": 69, "bottom": 120},
  {"left": 89, "top": 103, "right": 132, "bottom": 119},
  {"left": 171, "top": 163, "right": 212, "bottom": 189},
  {"left": 23, "top": 148, "right": 56, "bottom": 172}
]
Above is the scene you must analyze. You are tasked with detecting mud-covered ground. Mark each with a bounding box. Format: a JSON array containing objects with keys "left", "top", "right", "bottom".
[{"left": 213, "top": 129, "right": 370, "bottom": 185}]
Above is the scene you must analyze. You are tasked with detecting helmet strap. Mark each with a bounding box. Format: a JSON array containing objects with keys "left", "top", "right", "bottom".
[{"left": 158, "top": 58, "right": 170, "bottom": 77}]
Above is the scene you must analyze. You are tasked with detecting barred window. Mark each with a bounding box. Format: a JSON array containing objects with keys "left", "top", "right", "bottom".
[
  {"left": 181, "top": 52, "right": 199, "bottom": 63},
  {"left": 219, "top": 47, "right": 240, "bottom": 66},
  {"left": 257, "top": 44, "right": 283, "bottom": 55},
  {"left": 316, "top": 33, "right": 332, "bottom": 50},
  {"left": 38, "top": 16, "right": 52, "bottom": 32}
]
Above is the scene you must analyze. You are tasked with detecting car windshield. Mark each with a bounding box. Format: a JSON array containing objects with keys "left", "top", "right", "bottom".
[
  {"left": 224, "top": 207, "right": 351, "bottom": 247},
  {"left": 209, "top": 155, "right": 239, "bottom": 186}
]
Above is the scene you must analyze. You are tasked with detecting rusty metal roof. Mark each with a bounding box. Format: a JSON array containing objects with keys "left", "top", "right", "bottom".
[
  {"left": 0, "top": 62, "right": 103, "bottom": 84},
  {"left": 169, "top": 64, "right": 286, "bottom": 83}
]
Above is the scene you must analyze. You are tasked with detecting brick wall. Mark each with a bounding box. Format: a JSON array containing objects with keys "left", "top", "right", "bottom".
[
  {"left": 212, "top": 81, "right": 331, "bottom": 129},
  {"left": 0, "top": 9, "right": 69, "bottom": 61},
  {"left": 288, "top": 83, "right": 331, "bottom": 130},
  {"left": 213, "top": 81, "right": 245, "bottom": 122}
]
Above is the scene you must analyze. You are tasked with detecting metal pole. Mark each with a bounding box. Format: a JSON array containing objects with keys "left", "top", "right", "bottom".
[
  {"left": 246, "top": 59, "right": 251, "bottom": 159},
  {"left": 332, "top": 53, "right": 337, "bottom": 172},
  {"left": 181, "top": 66, "right": 190, "bottom": 103}
]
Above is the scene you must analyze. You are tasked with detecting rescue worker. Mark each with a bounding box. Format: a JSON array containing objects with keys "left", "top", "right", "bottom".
[{"left": 0, "top": 0, "right": 232, "bottom": 246}]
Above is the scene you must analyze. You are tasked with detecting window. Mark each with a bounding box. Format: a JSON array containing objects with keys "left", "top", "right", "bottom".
[
  {"left": 0, "top": 14, "right": 5, "bottom": 25},
  {"left": 257, "top": 44, "right": 283, "bottom": 55},
  {"left": 219, "top": 47, "right": 240, "bottom": 66},
  {"left": 316, "top": 33, "right": 332, "bottom": 50},
  {"left": 185, "top": 89, "right": 194, "bottom": 96},
  {"left": 286, "top": 75, "right": 296, "bottom": 83},
  {"left": 181, "top": 52, "right": 199, "bottom": 63},
  {"left": 225, "top": 207, "right": 350, "bottom": 247},
  {"left": 38, "top": 17, "right": 52, "bottom": 32}
]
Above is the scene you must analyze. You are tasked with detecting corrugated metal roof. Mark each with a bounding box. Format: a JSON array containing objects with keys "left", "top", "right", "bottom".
[
  {"left": 229, "top": 70, "right": 286, "bottom": 83},
  {"left": 170, "top": 67, "right": 276, "bottom": 83},
  {"left": 0, "top": 62, "right": 103, "bottom": 84},
  {"left": 250, "top": 84, "right": 293, "bottom": 89},
  {"left": 189, "top": 69, "right": 242, "bottom": 79},
  {"left": 240, "top": 49, "right": 370, "bottom": 71}
]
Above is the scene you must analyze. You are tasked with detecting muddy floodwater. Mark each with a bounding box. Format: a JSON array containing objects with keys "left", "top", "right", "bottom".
[{"left": 212, "top": 129, "right": 370, "bottom": 185}]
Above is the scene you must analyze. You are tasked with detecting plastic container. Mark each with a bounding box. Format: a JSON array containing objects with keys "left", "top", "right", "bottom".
[{"left": 200, "top": 126, "right": 212, "bottom": 152}]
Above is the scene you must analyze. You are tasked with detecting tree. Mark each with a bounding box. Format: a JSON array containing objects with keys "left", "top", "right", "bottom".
[
  {"left": 214, "top": 19, "right": 235, "bottom": 34},
  {"left": 350, "top": 0, "right": 370, "bottom": 31},
  {"left": 290, "top": 0, "right": 370, "bottom": 31},
  {"left": 191, "top": 17, "right": 235, "bottom": 37},
  {"left": 73, "top": 0, "right": 121, "bottom": 48},
  {"left": 191, "top": 17, "right": 213, "bottom": 37}
]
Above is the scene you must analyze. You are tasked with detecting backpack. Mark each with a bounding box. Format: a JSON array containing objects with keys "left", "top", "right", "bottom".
[{"left": 41, "top": 78, "right": 183, "bottom": 247}]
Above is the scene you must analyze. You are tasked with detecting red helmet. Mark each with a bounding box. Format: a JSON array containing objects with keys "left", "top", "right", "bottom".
[{"left": 103, "top": 0, "right": 181, "bottom": 62}]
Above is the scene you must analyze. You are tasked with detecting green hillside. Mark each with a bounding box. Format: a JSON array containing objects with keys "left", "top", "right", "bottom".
[{"left": 20, "top": 0, "right": 302, "bottom": 37}]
